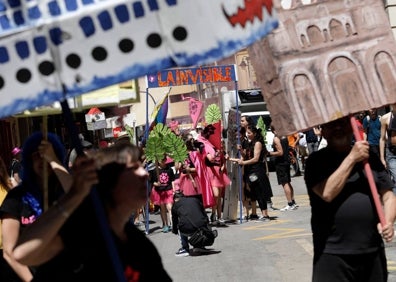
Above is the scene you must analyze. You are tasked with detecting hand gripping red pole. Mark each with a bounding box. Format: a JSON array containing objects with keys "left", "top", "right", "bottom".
[{"left": 350, "top": 116, "right": 386, "bottom": 227}]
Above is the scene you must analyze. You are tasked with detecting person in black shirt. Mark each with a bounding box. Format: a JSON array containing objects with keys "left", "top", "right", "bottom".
[
  {"left": 172, "top": 191, "right": 216, "bottom": 256},
  {"left": 269, "top": 124, "right": 298, "bottom": 211},
  {"left": 304, "top": 127, "right": 320, "bottom": 155},
  {"left": 12, "top": 143, "right": 172, "bottom": 282},
  {"left": 0, "top": 132, "right": 70, "bottom": 282},
  {"left": 304, "top": 116, "right": 396, "bottom": 282}
]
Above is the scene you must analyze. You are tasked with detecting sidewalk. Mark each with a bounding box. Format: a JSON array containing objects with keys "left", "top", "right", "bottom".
[{"left": 144, "top": 172, "right": 396, "bottom": 282}]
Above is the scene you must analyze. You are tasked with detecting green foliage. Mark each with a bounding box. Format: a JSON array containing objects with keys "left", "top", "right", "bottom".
[
  {"left": 163, "top": 132, "right": 188, "bottom": 164},
  {"left": 205, "top": 104, "right": 222, "bottom": 124},
  {"left": 256, "top": 116, "right": 267, "bottom": 144},
  {"left": 145, "top": 123, "right": 188, "bottom": 164},
  {"left": 145, "top": 136, "right": 165, "bottom": 163},
  {"left": 124, "top": 124, "right": 135, "bottom": 144}
]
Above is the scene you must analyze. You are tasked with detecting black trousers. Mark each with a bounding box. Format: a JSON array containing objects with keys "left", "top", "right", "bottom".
[{"left": 312, "top": 249, "right": 387, "bottom": 282}]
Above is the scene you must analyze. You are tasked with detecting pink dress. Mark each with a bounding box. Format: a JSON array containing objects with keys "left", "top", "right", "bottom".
[
  {"left": 150, "top": 165, "right": 175, "bottom": 205},
  {"left": 179, "top": 151, "right": 202, "bottom": 196},
  {"left": 200, "top": 136, "right": 230, "bottom": 188}
]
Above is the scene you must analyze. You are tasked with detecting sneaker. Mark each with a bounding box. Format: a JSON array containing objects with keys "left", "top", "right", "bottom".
[
  {"left": 257, "top": 216, "right": 271, "bottom": 222},
  {"left": 249, "top": 214, "right": 259, "bottom": 220},
  {"left": 162, "top": 226, "right": 170, "bottom": 233},
  {"left": 292, "top": 201, "right": 299, "bottom": 208},
  {"left": 280, "top": 204, "right": 298, "bottom": 211},
  {"left": 175, "top": 248, "right": 189, "bottom": 257},
  {"left": 217, "top": 218, "right": 226, "bottom": 226}
]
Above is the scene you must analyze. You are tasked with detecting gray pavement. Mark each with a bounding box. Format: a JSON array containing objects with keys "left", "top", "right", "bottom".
[{"left": 143, "top": 172, "right": 396, "bottom": 282}]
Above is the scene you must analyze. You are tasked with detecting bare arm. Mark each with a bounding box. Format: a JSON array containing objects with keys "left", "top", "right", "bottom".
[
  {"left": 312, "top": 141, "right": 369, "bottom": 202},
  {"left": 269, "top": 136, "right": 283, "bottom": 157},
  {"left": 2, "top": 217, "right": 33, "bottom": 281},
  {"left": 378, "top": 189, "right": 396, "bottom": 242},
  {"left": 238, "top": 141, "right": 262, "bottom": 165},
  {"left": 379, "top": 114, "right": 389, "bottom": 168},
  {"left": 39, "top": 140, "right": 73, "bottom": 192},
  {"left": 13, "top": 157, "right": 97, "bottom": 266}
]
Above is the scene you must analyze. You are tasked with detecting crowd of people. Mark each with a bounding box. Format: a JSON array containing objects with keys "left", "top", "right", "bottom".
[{"left": 0, "top": 103, "right": 395, "bottom": 281}]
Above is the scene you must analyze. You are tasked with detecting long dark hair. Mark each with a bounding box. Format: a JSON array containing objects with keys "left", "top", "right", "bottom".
[
  {"left": 246, "top": 125, "right": 268, "bottom": 156},
  {"left": 0, "top": 156, "right": 11, "bottom": 191},
  {"left": 201, "top": 124, "right": 216, "bottom": 139},
  {"left": 241, "top": 115, "right": 255, "bottom": 127},
  {"left": 246, "top": 125, "right": 264, "bottom": 144},
  {"left": 21, "top": 132, "right": 66, "bottom": 184},
  {"left": 20, "top": 132, "right": 67, "bottom": 216}
]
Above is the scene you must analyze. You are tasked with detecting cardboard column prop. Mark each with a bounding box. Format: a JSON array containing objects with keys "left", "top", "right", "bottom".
[{"left": 248, "top": 0, "right": 396, "bottom": 226}]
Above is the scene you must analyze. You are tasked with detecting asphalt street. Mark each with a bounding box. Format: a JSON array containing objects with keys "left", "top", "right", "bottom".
[{"left": 144, "top": 172, "right": 396, "bottom": 282}]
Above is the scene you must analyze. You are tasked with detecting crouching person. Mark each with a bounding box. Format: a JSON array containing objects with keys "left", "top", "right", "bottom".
[{"left": 171, "top": 191, "right": 217, "bottom": 256}]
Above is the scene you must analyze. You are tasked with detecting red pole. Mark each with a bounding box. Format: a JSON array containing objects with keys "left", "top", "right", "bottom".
[{"left": 349, "top": 116, "right": 386, "bottom": 227}]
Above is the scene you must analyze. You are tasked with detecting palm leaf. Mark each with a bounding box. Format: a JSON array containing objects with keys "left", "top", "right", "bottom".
[
  {"left": 149, "top": 123, "right": 172, "bottom": 139},
  {"left": 163, "top": 133, "right": 188, "bottom": 164},
  {"left": 145, "top": 123, "right": 187, "bottom": 164},
  {"left": 256, "top": 116, "right": 267, "bottom": 143},
  {"left": 145, "top": 135, "right": 166, "bottom": 163},
  {"left": 205, "top": 104, "right": 222, "bottom": 124},
  {"left": 124, "top": 124, "right": 135, "bottom": 144}
]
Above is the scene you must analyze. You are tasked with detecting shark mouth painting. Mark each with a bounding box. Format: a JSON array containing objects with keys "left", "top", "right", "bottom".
[
  {"left": 223, "top": 0, "right": 274, "bottom": 27},
  {"left": 0, "top": 0, "right": 278, "bottom": 119}
]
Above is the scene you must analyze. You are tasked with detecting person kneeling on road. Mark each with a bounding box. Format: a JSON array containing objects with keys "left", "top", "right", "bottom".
[{"left": 172, "top": 191, "right": 217, "bottom": 256}]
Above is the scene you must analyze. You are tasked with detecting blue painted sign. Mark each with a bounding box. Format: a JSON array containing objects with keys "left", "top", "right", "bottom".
[{"left": 147, "top": 65, "right": 237, "bottom": 88}]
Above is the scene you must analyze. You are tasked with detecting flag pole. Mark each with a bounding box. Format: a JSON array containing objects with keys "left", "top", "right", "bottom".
[
  {"left": 60, "top": 92, "right": 126, "bottom": 282},
  {"left": 350, "top": 115, "right": 386, "bottom": 227},
  {"left": 42, "top": 115, "right": 48, "bottom": 212}
]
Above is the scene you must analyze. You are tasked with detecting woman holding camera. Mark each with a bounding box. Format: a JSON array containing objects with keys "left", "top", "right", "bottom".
[{"left": 235, "top": 125, "right": 273, "bottom": 221}]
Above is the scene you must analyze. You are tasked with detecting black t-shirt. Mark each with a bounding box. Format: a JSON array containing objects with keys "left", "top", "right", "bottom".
[
  {"left": 149, "top": 165, "right": 175, "bottom": 191},
  {"left": 0, "top": 185, "right": 41, "bottom": 231},
  {"left": 0, "top": 184, "right": 65, "bottom": 280},
  {"left": 273, "top": 137, "right": 289, "bottom": 165},
  {"left": 304, "top": 129, "right": 318, "bottom": 143},
  {"left": 172, "top": 196, "right": 208, "bottom": 235},
  {"left": 305, "top": 148, "right": 392, "bottom": 257},
  {"left": 33, "top": 198, "right": 172, "bottom": 282}
]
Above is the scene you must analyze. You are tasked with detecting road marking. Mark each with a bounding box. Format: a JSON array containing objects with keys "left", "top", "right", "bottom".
[
  {"left": 243, "top": 219, "right": 312, "bottom": 240},
  {"left": 253, "top": 228, "right": 311, "bottom": 240},
  {"left": 388, "top": 260, "right": 396, "bottom": 272}
]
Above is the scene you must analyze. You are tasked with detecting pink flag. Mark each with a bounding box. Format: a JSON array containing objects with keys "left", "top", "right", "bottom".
[{"left": 188, "top": 98, "right": 203, "bottom": 129}]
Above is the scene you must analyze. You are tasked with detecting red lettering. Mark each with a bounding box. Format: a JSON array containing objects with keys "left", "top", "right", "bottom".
[
  {"left": 201, "top": 68, "right": 211, "bottom": 83},
  {"left": 212, "top": 67, "right": 232, "bottom": 82},
  {"left": 224, "top": 66, "right": 233, "bottom": 81},
  {"left": 187, "top": 69, "right": 200, "bottom": 84},
  {"left": 158, "top": 71, "right": 175, "bottom": 87},
  {"left": 179, "top": 70, "right": 189, "bottom": 85},
  {"left": 157, "top": 72, "right": 167, "bottom": 87},
  {"left": 155, "top": 65, "right": 235, "bottom": 87}
]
